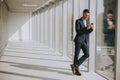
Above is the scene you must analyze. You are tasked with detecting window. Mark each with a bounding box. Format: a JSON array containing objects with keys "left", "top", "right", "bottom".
[{"left": 95, "top": 0, "right": 117, "bottom": 79}]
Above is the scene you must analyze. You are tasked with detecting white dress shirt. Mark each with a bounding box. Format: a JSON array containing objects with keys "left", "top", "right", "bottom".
[{"left": 83, "top": 19, "right": 87, "bottom": 27}]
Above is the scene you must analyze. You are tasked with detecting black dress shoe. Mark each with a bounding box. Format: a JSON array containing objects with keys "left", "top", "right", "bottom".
[
  {"left": 70, "top": 64, "right": 75, "bottom": 75},
  {"left": 75, "top": 69, "right": 81, "bottom": 76}
]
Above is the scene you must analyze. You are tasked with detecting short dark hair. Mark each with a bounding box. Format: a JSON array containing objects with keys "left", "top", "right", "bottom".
[
  {"left": 83, "top": 9, "right": 90, "bottom": 13},
  {"left": 107, "top": 10, "right": 113, "bottom": 14}
]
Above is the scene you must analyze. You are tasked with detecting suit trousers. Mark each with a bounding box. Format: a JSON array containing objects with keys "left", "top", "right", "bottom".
[{"left": 74, "top": 42, "right": 89, "bottom": 70}]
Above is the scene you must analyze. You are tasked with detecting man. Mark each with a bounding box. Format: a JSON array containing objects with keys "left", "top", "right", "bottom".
[
  {"left": 103, "top": 10, "right": 115, "bottom": 46},
  {"left": 103, "top": 10, "right": 115, "bottom": 70},
  {"left": 70, "top": 9, "right": 93, "bottom": 76}
]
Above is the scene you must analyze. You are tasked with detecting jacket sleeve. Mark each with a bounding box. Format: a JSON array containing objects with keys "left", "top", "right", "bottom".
[
  {"left": 86, "top": 28, "right": 93, "bottom": 33},
  {"left": 76, "top": 20, "right": 93, "bottom": 35},
  {"left": 103, "top": 19, "right": 109, "bottom": 34},
  {"left": 103, "top": 19, "right": 115, "bottom": 34}
]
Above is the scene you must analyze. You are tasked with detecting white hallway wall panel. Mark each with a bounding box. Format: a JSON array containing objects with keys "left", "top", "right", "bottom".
[
  {"left": 0, "top": 1, "right": 8, "bottom": 55},
  {"left": 7, "top": 12, "right": 30, "bottom": 41}
]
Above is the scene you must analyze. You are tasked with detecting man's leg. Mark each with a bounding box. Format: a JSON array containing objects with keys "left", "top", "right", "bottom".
[
  {"left": 78, "top": 42, "right": 89, "bottom": 67},
  {"left": 70, "top": 42, "right": 82, "bottom": 75},
  {"left": 74, "top": 42, "right": 82, "bottom": 70}
]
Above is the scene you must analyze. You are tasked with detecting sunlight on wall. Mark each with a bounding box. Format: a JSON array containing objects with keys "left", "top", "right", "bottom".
[
  {"left": 9, "top": 30, "right": 19, "bottom": 41},
  {"left": 9, "top": 20, "right": 30, "bottom": 41}
]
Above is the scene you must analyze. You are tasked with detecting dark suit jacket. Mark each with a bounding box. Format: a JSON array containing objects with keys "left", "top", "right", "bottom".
[
  {"left": 74, "top": 18, "right": 93, "bottom": 43},
  {"left": 103, "top": 19, "right": 115, "bottom": 46}
]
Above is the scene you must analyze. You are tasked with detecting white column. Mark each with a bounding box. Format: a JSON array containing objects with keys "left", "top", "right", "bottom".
[
  {"left": 47, "top": 6, "right": 50, "bottom": 47},
  {"left": 47, "top": 6, "right": 52, "bottom": 48},
  {"left": 31, "top": 14, "right": 34, "bottom": 41},
  {"left": 73, "top": 0, "right": 79, "bottom": 40},
  {"left": 88, "top": 0, "right": 96, "bottom": 72},
  {"left": 47, "top": 5, "right": 50, "bottom": 47},
  {"left": 32, "top": 12, "right": 36, "bottom": 42},
  {"left": 28, "top": 13, "right": 31, "bottom": 40},
  {"left": 62, "top": 0, "right": 68, "bottom": 56},
  {"left": 0, "top": 1, "right": 2, "bottom": 47},
  {"left": 55, "top": 1, "right": 60, "bottom": 52},
  {"left": 43, "top": 9, "right": 45, "bottom": 45},
  {"left": 67, "top": 0, "right": 73, "bottom": 57},
  {"left": 49, "top": 4, "right": 53, "bottom": 49},
  {"left": 36, "top": 11, "right": 39, "bottom": 42},
  {"left": 30, "top": 13, "right": 34, "bottom": 41},
  {"left": 72, "top": 0, "right": 79, "bottom": 58},
  {"left": 36, "top": 11, "right": 40, "bottom": 42},
  {"left": 0, "top": 1, "right": 8, "bottom": 53},
  {"left": 59, "top": 1, "right": 63, "bottom": 53},
  {"left": 34, "top": 12, "right": 37, "bottom": 42},
  {"left": 35, "top": 12, "right": 38, "bottom": 42},
  {"left": 40, "top": 9, "right": 44, "bottom": 45},
  {"left": 44, "top": 7, "right": 49, "bottom": 46},
  {"left": 44, "top": 9, "right": 47, "bottom": 46},
  {"left": 115, "top": 0, "right": 120, "bottom": 80},
  {"left": 38, "top": 10, "right": 41, "bottom": 43},
  {"left": 52, "top": 4, "right": 55, "bottom": 49}
]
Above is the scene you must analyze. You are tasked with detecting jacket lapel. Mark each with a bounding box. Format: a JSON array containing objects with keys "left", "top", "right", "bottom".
[
  {"left": 79, "top": 18, "right": 86, "bottom": 27},
  {"left": 79, "top": 18, "right": 90, "bottom": 27}
]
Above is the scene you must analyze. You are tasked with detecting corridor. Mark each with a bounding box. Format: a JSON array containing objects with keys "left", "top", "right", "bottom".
[
  {"left": 0, "top": 0, "right": 120, "bottom": 80},
  {"left": 0, "top": 41, "right": 106, "bottom": 80}
]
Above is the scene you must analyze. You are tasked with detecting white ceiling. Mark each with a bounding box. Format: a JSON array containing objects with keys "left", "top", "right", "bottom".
[{"left": 5, "top": 0, "right": 49, "bottom": 12}]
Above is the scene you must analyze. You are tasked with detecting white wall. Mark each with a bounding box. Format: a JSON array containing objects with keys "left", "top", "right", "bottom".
[
  {"left": 0, "top": 1, "right": 8, "bottom": 55},
  {"left": 7, "top": 12, "right": 30, "bottom": 40}
]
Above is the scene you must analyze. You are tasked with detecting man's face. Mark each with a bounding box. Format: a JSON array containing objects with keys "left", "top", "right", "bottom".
[
  {"left": 107, "top": 13, "right": 113, "bottom": 20},
  {"left": 82, "top": 12, "right": 90, "bottom": 20}
]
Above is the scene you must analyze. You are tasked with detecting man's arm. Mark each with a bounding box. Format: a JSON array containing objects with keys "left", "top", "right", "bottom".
[
  {"left": 75, "top": 20, "right": 88, "bottom": 36},
  {"left": 87, "top": 28, "right": 93, "bottom": 33},
  {"left": 103, "top": 19, "right": 115, "bottom": 34},
  {"left": 86, "top": 23, "right": 93, "bottom": 33}
]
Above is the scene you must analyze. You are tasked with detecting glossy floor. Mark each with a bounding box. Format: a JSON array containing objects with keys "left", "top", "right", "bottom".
[{"left": 0, "top": 41, "right": 107, "bottom": 80}]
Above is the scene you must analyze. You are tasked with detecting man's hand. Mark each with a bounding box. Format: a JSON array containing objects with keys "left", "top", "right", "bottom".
[
  {"left": 108, "top": 24, "right": 115, "bottom": 29},
  {"left": 87, "top": 23, "right": 94, "bottom": 30}
]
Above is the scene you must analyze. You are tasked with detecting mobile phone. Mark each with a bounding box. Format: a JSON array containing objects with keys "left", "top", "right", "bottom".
[{"left": 91, "top": 23, "right": 93, "bottom": 25}]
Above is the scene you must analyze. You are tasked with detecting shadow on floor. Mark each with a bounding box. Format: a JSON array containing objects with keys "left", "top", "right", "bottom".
[
  {"left": 11, "top": 63, "right": 72, "bottom": 75},
  {"left": 0, "top": 71, "right": 58, "bottom": 80},
  {"left": 4, "top": 55, "right": 72, "bottom": 63}
]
